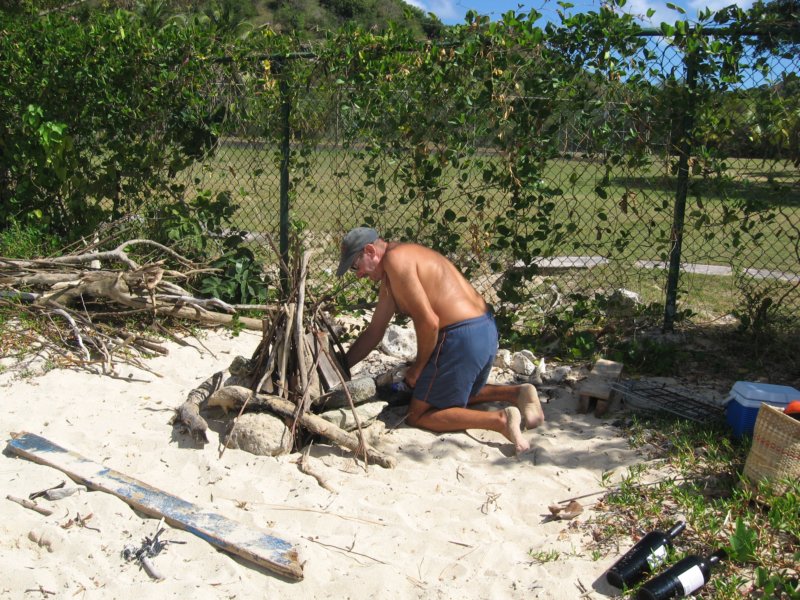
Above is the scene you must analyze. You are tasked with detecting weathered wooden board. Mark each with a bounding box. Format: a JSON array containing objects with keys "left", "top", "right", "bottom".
[
  {"left": 7, "top": 432, "right": 303, "bottom": 581},
  {"left": 307, "top": 331, "right": 346, "bottom": 392}
]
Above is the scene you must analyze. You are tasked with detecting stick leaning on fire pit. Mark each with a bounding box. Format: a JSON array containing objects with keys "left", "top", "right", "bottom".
[{"left": 173, "top": 245, "right": 396, "bottom": 469}]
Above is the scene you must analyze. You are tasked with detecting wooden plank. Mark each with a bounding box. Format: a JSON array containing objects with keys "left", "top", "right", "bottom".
[
  {"left": 309, "top": 331, "right": 345, "bottom": 391},
  {"left": 7, "top": 432, "right": 303, "bottom": 581}
]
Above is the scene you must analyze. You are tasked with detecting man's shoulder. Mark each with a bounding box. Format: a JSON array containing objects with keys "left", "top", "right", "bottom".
[
  {"left": 386, "top": 242, "right": 431, "bottom": 258},
  {"left": 383, "top": 243, "right": 430, "bottom": 269}
]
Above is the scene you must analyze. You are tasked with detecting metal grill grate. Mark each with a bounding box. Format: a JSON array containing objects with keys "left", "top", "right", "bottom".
[{"left": 611, "top": 380, "right": 725, "bottom": 424}]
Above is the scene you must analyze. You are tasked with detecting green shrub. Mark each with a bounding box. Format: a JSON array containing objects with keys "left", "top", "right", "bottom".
[{"left": 0, "top": 220, "right": 58, "bottom": 258}]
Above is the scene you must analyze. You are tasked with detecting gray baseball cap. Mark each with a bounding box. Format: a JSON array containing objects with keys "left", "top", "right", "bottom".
[{"left": 336, "top": 227, "right": 379, "bottom": 276}]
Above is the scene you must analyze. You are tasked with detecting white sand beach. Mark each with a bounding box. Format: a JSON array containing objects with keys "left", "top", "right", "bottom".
[{"left": 0, "top": 327, "right": 646, "bottom": 599}]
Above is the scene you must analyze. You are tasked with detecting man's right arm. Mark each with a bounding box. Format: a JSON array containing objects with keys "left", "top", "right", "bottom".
[{"left": 344, "top": 283, "right": 396, "bottom": 369}]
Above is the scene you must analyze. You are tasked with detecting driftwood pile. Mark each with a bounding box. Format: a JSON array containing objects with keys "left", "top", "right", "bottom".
[
  {"left": 0, "top": 238, "right": 264, "bottom": 375},
  {"left": 173, "top": 251, "right": 397, "bottom": 469},
  {"left": 2, "top": 234, "right": 396, "bottom": 468}
]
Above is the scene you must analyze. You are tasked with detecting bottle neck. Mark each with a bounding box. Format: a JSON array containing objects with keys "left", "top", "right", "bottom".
[{"left": 666, "top": 521, "right": 686, "bottom": 539}]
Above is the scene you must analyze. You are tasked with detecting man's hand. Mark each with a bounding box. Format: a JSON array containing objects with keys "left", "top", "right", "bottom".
[{"left": 404, "top": 366, "right": 420, "bottom": 389}]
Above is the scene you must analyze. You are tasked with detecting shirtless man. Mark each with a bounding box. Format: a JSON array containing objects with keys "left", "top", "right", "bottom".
[{"left": 336, "top": 227, "right": 544, "bottom": 454}]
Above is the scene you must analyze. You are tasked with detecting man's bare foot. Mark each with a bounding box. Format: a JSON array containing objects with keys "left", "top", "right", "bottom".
[
  {"left": 503, "top": 406, "right": 530, "bottom": 455},
  {"left": 516, "top": 384, "right": 544, "bottom": 430}
]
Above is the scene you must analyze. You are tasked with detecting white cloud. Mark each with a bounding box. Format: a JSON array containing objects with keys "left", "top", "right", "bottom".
[
  {"left": 619, "top": 0, "right": 757, "bottom": 25},
  {"left": 622, "top": 0, "right": 682, "bottom": 25}
]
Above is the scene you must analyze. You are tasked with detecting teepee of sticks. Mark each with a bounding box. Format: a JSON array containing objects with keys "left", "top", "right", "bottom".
[{"left": 173, "top": 245, "right": 396, "bottom": 469}]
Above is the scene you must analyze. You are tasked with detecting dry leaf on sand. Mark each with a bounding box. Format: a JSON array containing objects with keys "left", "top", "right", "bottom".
[{"left": 548, "top": 500, "right": 584, "bottom": 520}]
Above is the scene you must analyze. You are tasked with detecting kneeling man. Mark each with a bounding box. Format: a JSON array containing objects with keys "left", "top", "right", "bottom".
[{"left": 337, "top": 227, "right": 543, "bottom": 454}]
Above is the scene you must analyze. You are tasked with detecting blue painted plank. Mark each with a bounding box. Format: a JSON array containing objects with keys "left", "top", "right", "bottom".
[{"left": 7, "top": 432, "right": 304, "bottom": 581}]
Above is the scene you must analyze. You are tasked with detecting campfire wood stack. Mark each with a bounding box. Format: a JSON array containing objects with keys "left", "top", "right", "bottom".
[{"left": 174, "top": 249, "right": 397, "bottom": 469}]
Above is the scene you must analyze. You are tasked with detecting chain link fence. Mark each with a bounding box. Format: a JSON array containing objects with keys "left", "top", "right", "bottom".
[{"left": 175, "top": 29, "right": 799, "bottom": 336}]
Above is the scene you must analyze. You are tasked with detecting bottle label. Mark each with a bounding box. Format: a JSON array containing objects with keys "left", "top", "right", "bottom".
[
  {"left": 677, "top": 565, "right": 705, "bottom": 595},
  {"left": 646, "top": 544, "right": 668, "bottom": 570}
]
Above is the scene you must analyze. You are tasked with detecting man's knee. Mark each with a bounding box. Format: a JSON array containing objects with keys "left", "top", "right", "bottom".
[{"left": 406, "top": 399, "right": 432, "bottom": 427}]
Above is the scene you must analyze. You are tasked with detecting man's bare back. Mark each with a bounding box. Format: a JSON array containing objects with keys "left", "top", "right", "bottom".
[{"left": 381, "top": 242, "right": 487, "bottom": 328}]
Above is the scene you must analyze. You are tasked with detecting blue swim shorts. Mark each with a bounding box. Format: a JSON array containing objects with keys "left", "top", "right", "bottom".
[{"left": 413, "top": 312, "right": 498, "bottom": 409}]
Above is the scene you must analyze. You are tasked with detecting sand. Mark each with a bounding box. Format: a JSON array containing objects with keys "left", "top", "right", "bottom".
[{"left": 0, "top": 328, "right": 645, "bottom": 599}]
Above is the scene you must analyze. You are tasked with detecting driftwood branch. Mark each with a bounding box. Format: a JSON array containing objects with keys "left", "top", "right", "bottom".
[
  {"left": 317, "top": 336, "right": 369, "bottom": 466},
  {"left": 298, "top": 447, "right": 338, "bottom": 493},
  {"left": 172, "top": 371, "right": 227, "bottom": 443},
  {"left": 6, "top": 495, "right": 54, "bottom": 516},
  {"left": 294, "top": 252, "right": 310, "bottom": 399},
  {"left": 48, "top": 307, "right": 91, "bottom": 361},
  {"left": 208, "top": 386, "right": 396, "bottom": 469},
  {"left": 3, "top": 239, "right": 194, "bottom": 270}
]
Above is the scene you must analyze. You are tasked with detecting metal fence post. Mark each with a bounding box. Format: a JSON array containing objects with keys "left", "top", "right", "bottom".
[
  {"left": 278, "top": 60, "right": 291, "bottom": 295},
  {"left": 663, "top": 48, "right": 698, "bottom": 332}
]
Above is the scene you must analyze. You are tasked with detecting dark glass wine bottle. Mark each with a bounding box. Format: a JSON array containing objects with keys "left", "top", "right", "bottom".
[
  {"left": 606, "top": 522, "right": 686, "bottom": 589},
  {"left": 636, "top": 549, "right": 726, "bottom": 600}
]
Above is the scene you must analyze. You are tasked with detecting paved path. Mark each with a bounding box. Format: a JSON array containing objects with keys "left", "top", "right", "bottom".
[{"left": 528, "top": 256, "right": 799, "bottom": 283}]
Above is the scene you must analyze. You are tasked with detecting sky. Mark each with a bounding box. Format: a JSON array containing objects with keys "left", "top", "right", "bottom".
[{"left": 403, "top": 0, "right": 757, "bottom": 27}]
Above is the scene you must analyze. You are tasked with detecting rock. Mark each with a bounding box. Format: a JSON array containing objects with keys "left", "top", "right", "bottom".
[
  {"left": 535, "top": 357, "right": 546, "bottom": 376},
  {"left": 530, "top": 357, "right": 546, "bottom": 385},
  {"left": 380, "top": 325, "right": 417, "bottom": 361},
  {"left": 374, "top": 371, "right": 394, "bottom": 387},
  {"left": 511, "top": 352, "right": 536, "bottom": 376},
  {"left": 224, "top": 413, "right": 292, "bottom": 456},
  {"left": 548, "top": 500, "right": 584, "bottom": 520},
  {"left": 228, "top": 355, "right": 254, "bottom": 377},
  {"left": 606, "top": 288, "right": 641, "bottom": 318},
  {"left": 323, "top": 376, "right": 377, "bottom": 409},
  {"left": 493, "top": 349, "right": 512, "bottom": 369},
  {"left": 543, "top": 365, "right": 571, "bottom": 384},
  {"left": 318, "top": 401, "right": 388, "bottom": 431},
  {"left": 223, "top": 373, "right": 252, "bottom": 388}
]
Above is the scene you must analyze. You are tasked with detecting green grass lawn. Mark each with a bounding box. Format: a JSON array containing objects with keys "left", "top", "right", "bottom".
[{"left": 183, "top": 143, "right": 797, "bottom": 266}]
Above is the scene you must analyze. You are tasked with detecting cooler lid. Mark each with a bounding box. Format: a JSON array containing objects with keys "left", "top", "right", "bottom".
[{"left": 731, "top": 381, "right": 800, "bottom": 403}]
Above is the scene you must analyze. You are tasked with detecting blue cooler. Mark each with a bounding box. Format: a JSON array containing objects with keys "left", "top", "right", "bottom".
[{"left": 725, "top": 381, "right": 800, "bottom": 438}]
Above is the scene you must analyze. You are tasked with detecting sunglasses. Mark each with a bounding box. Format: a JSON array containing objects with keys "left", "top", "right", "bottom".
[{"left": 350, "top": 251, "right": 363, "bottom": 272}]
